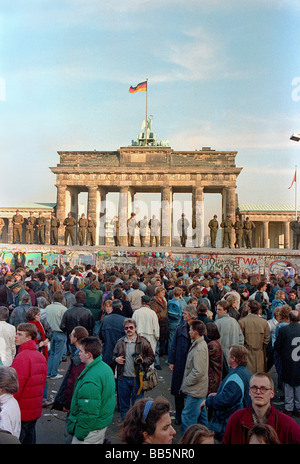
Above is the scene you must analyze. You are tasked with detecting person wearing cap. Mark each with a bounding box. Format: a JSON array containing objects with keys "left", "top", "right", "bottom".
[
  {"left": 50, "top": 213, "right": 60, "bottom": 245},
  {"left": 220, "top": 215, "right": 234, "bottom": 248},
  {"left": 234, "top": 215, "right": 243, "bottom": 248},
  {"left": 208, "top": 215, "right": 218, "bottom": 248},
  {"left": 87, "top": 215, "right": 97, "bottom": 246},
  {"left": 77, "top": 213, "right": 88, "bottom": 246},
  {"left": 25, "top": 212, "right": 36, "bottom": 244},
  {"left": 243, "top": 217, "right": 255, "bottom": 249},
  {"left": 177, "top": 213, "right": 189, "bottom": 247},
  {"left": 149, "top": 215, "right": 161, "bottom": 247},
  {"left": 127, "top": 212, "right": 137, "bottom": 247},
  {"left": 36, "top": 212, "right": 46, "bottom": 245},
  {"left": 9, "top": 282, "right": 29, "bottom": 308},
  {"left": 63, "top": 213, "right": 76, "bottom": 246},
  {"left": 12, "top": 210, "right": 24, "bottom": 244}
]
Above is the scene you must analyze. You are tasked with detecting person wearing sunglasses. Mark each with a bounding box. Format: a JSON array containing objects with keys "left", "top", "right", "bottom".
[
  {"left": 222, "top": 372, "right": 300, "bottom": 444},
  {"left": 113, "top": 318, "right": 154, "bottom": 421}
]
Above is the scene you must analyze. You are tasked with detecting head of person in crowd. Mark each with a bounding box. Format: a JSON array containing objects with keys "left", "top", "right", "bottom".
[
  {"left": 112, "top": 299, "right": 123, "bottom": 312},
  {"left": 182, "top": 304, "right": 198, "bottom": 323},
  {"left": 103, "top": 299, "right": 113, "bottom": 315},
  {"left": 179, "top": 424, "right": 215, "bottom": 444},
  {"left": 69, "top": 326, "right": 89, "bottom": 347},
  {"left": 216, "top": 299, "right": 230, "bottom": 317},
  {"left": 75, "top": 291, "right": 86, "bottom": 305},
  {"left": 78, "top": 337, "right": 102, "bottom": 366},
  {"left": 277, "top": 304, "right": 292, "bottom": 323},
  {"left": 0, "top": 365, "right": 19, "bottom": 396},
  {"left": 247, "top": 423, "right": 281, "bottom": 444},
  {"left": 206, "top": 322, "right": 220, "bottom": 342},
  {"left": 248, "top": 300, "right": 262, "bottom": 315},
  {"left": 0, "top": 306, "right": 9, "bottom": 322},
  {"left": 228, "top": 345, "right": 248, "bottom": 368},
  {"left": 15, "top": 323, "right": 38, "bottom": 346},
  {"left": 119, "top": 397, "right": 176, "bottom": 445}
]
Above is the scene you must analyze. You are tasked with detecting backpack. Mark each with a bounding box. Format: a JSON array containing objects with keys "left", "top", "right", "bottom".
[{"left": 167, "top": 300, "right": 181, "bottom": 321}]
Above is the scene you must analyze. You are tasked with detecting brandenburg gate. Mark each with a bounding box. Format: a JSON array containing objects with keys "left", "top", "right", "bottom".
[{"left": 50, "top": 124, "right": 242, "bottom": 246}]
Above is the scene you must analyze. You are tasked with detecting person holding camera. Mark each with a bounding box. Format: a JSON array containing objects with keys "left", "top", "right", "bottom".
[{"left": 113, "top": 318, "right": 155, "bottom": 421}]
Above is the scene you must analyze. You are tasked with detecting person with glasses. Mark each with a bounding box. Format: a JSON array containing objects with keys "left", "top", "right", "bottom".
[
  {"left": 222, "top": 372, "right": 300, "bottom": 444},
  {"left": 113, "top": 318, "right": 155, "bottom": 420}
]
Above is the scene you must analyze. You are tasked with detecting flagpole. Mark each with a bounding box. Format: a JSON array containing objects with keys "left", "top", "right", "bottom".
[
  {"left": 145, "top": 78, "right": 148, "bottom": 146},
  {"left": 295, "top": 165, "right": 298, "bottom": 219}
]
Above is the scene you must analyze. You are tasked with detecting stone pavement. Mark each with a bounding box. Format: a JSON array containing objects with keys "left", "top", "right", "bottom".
[{"left": 36, "top": 353, "right": 300, "bottom": 445}]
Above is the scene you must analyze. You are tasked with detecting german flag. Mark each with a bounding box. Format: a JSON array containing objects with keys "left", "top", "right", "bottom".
[{"left": 129, "top": 81, "right": 147, "bottom": 93}]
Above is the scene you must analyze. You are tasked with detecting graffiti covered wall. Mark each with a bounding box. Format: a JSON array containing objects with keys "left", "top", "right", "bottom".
[{"left": 0, "top": 246, "right": 299, "bottom": 278}]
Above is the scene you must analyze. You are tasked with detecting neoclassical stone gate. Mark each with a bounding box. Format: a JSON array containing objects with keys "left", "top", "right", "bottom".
[{"left": 50, "top": 145, "right": 242, "bottom": 246}]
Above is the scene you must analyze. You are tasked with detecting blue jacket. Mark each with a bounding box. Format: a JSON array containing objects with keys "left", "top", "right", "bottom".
[
  {"left": 168, "top": 322, "right": 191, "bottom": 396},
  {"left": 206, "top": 365, "right": 252, "bottom": 437},
  {"left": 99, "top": 311, "right": 126, "bottom": 366}
]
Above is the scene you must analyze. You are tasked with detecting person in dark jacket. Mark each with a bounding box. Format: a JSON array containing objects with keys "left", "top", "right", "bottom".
[
  {"left": 113, "top": 318, "right": 155, "bottom": 420},
  {"left": 168, "top": 305, "right": 198, "bottom": 425},
  {"left": 52, "top": 326, "right": 89, "bottom": 442},
  {"left": 274, "top": 310, "right": 300, "bottom": 416},
  {"left": 113, "top": 288, "right": 133, "bottom": 318},
  {"left": 99, "top": 299, "right": 126, "bottom": 370},
  {"left": 60, "top": 291, "right": 94, "bottom": 352},
  {"left": 200, "top": 344, "right": 252, "bottom": 442}
]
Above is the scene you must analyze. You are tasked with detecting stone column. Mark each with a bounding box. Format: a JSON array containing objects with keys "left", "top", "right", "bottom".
[
  {"left": 225, "top": 186, "right": 236, "bottom": 219},
  {"left": 55, "top": 184, "right": 67, "bottom": 245},
  {"left": 263, "top": 221, "right": 269, "bottom": 249},
  {"left": 161, "top": 186, "right": 172, "bottom": 246},
  {"left": 284, "top": 221, "right": 290, "bottom": 249},
  {"left": 118, "top": 186, "right": 129, "bottom": 246},
  {"left": 99, "top": 187, "right": 107, "bottom": 246},
  {"left": 87, "top": 186, "right": 98, "bottom": 219},
  {"left": 192, "top": 186, "right": 204, "bottom": 247}
]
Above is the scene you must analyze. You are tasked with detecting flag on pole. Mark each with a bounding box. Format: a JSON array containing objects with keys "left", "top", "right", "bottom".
[
  {"left": 288, "top": 170, "right": 297, "bottom": 189},
  {"left": 129, "top": 81, "right": 147, "bottom": 93}
]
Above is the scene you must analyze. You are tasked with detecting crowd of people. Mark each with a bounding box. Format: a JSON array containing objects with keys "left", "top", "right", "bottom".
[{"left": 0, "top": 257, "right": 300, "bottom": 444}]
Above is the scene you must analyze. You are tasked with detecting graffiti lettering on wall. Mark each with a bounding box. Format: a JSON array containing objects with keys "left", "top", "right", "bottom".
[{"left": 0, "top": 248, "right": 299, "bottom": 278}]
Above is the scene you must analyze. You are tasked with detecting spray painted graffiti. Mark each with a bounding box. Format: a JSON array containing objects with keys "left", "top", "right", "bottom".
[{"left": 0, "top": 247, "right": 299, "bottom": 278}]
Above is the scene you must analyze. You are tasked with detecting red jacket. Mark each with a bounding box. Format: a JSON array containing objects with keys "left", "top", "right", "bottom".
[
  {"left": 11, "top": 340, "right": 47, "bottom": 422},
  {"left": 222, "top": 404, "right": 300, "bottom": 444}
]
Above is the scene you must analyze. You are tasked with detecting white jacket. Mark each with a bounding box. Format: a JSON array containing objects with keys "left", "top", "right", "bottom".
[
  {"left": 0, "top": 321, "right": 16, "bottom": 366},
  {"left": 132, "top": 305, "right": 160, "bottom": 352},
  {"left": 0, "top": 393, "right": 21, "bottom": 438}
]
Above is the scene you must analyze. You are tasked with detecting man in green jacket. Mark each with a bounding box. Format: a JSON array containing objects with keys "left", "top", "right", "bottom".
[{"left": 67, "top": 337, "right": 115, "bottom": 444}]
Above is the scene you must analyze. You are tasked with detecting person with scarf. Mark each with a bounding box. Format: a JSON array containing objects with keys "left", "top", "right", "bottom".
[{"left": 26, "top": 306, "right": 52, "bottom": 407}]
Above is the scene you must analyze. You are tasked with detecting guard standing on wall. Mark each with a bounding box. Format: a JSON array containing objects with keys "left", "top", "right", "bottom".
[
  {"left": 78, "top": 213, "right": 88, "bottom": 246},
  {"left": 137, "top": 215, "right": 148, "bottom": 247},
  {"left": 36, "top": 212, "right": 46, "bottom": 245},
  {"left": 234, "top": 215, "right": 244, "bottom": 248},
  {"left": 25, "top": 212, "right": 36, "bottom": 244},
  {"left": 12, "top": 209, "right": 24, "bottom": 244},
  {"left": 243, "top": 216, "right": 255, "bottom": 249},
  {"left": 87, "top": 215, "right": 96, "bottom": 246},
  {"left": 63, "top": 212, "right": 76, "bottom": 246},
  {"left": 149, "top": 215, "right": 160, "bottom": 247},
  {"left": 127, "top": 212, "right": 137, "bottom": 246},
  {"left": 208, "top": 215, "right": 218, "bottom": 248},
  {"left": 221, "top": 214, "right": 234, "bottom": 248},
  {"left": 177, "top": 213, "right": 189, "bottom": 247},
  {"left": 290, "top": 216, "right": 300, "bottom": 250},
  {"left": 111, "top": 216, "right": 120, "bottom": 246},
  {"left": 50, "top": 213, "right": 60, "bottom": 245}
]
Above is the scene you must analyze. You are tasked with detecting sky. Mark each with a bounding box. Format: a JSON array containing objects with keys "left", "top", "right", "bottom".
[{"left": 1, "top": 0, "right": 300, "bottom": 228}]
